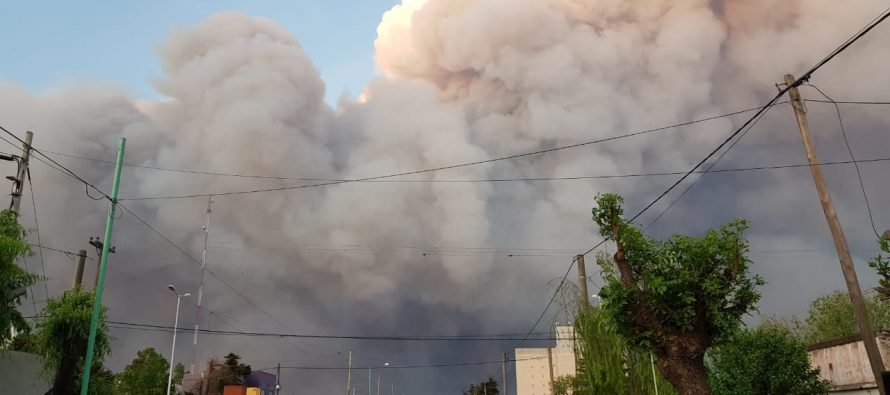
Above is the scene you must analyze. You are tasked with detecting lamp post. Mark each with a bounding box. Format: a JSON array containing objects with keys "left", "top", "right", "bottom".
[{"left": 167, "top": 284, "right": 190, "bottom": 395}]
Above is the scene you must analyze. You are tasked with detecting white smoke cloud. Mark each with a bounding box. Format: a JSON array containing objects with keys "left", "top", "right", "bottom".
[{"left": 2, "top": 2, "right": 889, "bottom": 393}]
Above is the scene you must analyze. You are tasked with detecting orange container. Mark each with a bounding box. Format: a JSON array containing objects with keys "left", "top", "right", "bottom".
[{"left": 223, "top": 385, "right": 246, "bottom": 395}]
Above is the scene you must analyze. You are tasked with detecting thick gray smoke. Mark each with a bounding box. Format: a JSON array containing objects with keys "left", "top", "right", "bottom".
[{"left": 2, "top": 1, "right": 889, "bottom": 393}]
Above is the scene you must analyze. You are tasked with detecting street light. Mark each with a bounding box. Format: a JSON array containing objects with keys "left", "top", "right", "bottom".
[{"left": 166, "top": 284, "right": 190, "bottom": 395}]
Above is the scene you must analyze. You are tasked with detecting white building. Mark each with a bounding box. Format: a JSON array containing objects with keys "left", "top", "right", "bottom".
[
  {"left": 515, "top": 325, "right": 576, "bottom": 395},
  {"left": 808, "top": 331, "right": 890, "bottom": 394}
]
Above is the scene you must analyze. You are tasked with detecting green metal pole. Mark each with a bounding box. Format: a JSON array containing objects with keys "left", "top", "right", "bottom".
[{"left": 80, "top": 137, "right": 125, "bottom": 395}]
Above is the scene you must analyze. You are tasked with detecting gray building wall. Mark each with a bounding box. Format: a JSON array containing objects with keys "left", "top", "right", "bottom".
[{"left": 0, "top": 350, "right": 51, "bottom": 395}]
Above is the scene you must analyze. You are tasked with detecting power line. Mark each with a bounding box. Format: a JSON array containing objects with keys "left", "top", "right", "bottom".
[
  {"left": 0, "top": 126, "right": 112, "bottom": 202},
  {"left": 36, "top": 149, "right": 341, "bottom": 181},
  {"left": 99, "top": 156, "right": 885, "bottom": 199},
  {"left": 0, "top": 126, "right": 331, "bottom": 361},
  {"left": 26, "top": 243, "right": 89, "bottom": 259},
  {"left": 32, "top": 101, "right": 890, "bottom": 188},
  {"left": 644, "top": 96, "right": 778, "bottom": 229},
  {"left": 259, "top": 357, "right": 548, "bottom": 371},
  {"left": 805, "top": 99, "right": 890, "bottom": 105},
  {"left": 26, "top": 166, "right": 50, "bottom": 300},
  {"left": 804, "top": 83, "right": 881, "bottom": 238},
  {"left": 113, "top": 104, "right": 781, "bottom": 201},
  {"left": 105, "top": 320, "right": 555, "bottom": 341},
  {"left": 518, "top": 4, "right": 890, "bottom": 361}
]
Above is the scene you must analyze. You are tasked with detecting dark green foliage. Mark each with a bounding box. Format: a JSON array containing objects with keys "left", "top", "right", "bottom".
[
  {"left": 869, "top": 233, "right": 890, "bottom": 297},
  {"left": 88, "top": 365, "right": 117, "bottom": 395},
  {"left": 0, "top": 209, "right": 38, "bottom": 343},
  {"left": 571, "top": 306, "right": 676, "bottom": 395},
  {"left": 34, "top": 287, "right": 110, "bottom": 394},
  {"left": 463, "top": 377, "right": 499, "bottom": 395},
  {"left": 591, "top": 194, "right": 763, "bottom": 394},
  {"left": 708, "top": 323, "right": 830, "bottom": 395},
  {"left": 173, "top": 363, "right": 187, "bottom": 385},
  {"left": 213, "top": 352, "right": 253, "bottom": 391},
  {"left": 116, "top": 347, "right": 170, "bottom": 395},
  {"left": 797, "top": 290, "right": 890, "bottom": 344}
]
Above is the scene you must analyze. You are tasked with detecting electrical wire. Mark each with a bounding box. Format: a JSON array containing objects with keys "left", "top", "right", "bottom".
[
  {"left": 804, "top": 82, "right": 881, "bottom": 238},
  {"left": 255, "top": 357, "right": 548, "bottom": 371},
  {"left": 26, "top": 243, "right": 87, "bottom": 260},
  {"left": 26, "top": 167, "right": 50, "bottom": 300},
  {"left": 104, "top": 156, "right": 888, "bottom": 196},
  {"left": 644, "top": 98, "right": 778, "bottom": 229},
  {"left": 0, "top": 126, "right": 112, "bottom": 201},
  {"left": 105, "top": 320, "right": 556, "bottom": 341},
  {"left": 0, "top": 127, "right": 334, "bottom": 360},
  {"left": 112, "top": 104, "right": 783, "bottom": 201},
  {"left": 805, "top": 99, "right": 890, "bottom": 105},
  {"left": 44, "top": 104, "right": 775, "bottom": 188},
  {"left": 519, "top": 5, "right": 890, "bottom": 364}
]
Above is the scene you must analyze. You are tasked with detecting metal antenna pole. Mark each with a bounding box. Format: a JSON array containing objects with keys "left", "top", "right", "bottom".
[{"left": 192, "top": 197, "right": 214, "bottom": 373}]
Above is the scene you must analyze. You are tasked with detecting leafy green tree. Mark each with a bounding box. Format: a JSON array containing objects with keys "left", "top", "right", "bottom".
[
  {"left": 0, "top": 209, "right": 38, "bottom": 343},
  {"left": 463, "top": 377, "right": 499, "bottom": 395},
  {"left": 116, "top": 347, "right": 169, "bottom": 395},
  {"left": 571, "top": 304, "right": 676, "bottom": 395},
  {"left": 210, "top": 352, "right": 253, "bottom": 391},
  {"left": 552, "top": 376, "right": 574, "bottom": 395},
  {"left": 708, "top": 322, "right": 830, "bottom": 395},
  {"left": 798, "top": 290, "right": 890, "bottom": 344},
  {"left": 591, "top": 194, "right": 763, "bottom": 395},
  {"left": 89, "top": 365, "right": 117, "bottom": 395},
  {"left": 35, "top": 287, "right": 110, "bottom": 395},
  {"left": 173, "top": 363, "right": 187, "bottom": 386},
  {"left": 869, "top": 232, "right": 890, "bottom": 298}
]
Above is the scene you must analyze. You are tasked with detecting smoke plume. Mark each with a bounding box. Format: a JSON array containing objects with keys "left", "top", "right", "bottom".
[{"left": 2, "top": 1, "right": 889, "bottom": 393}]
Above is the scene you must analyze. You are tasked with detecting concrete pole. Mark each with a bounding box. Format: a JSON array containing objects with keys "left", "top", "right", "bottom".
[
  {"left": 576, "top": 254, "right": 590, "bottom": 311},
  {"left": 502, "top": 352, "right": 508, "bottom": 395},
  {"left": 346, "top": 350, "right": 352, "bottom": 395},
  {"left": 73, "top": 249, "right": 87, "bottom": 288},
  {"left": 785, "top": 74, "right": 885, "bottom": 394},
  {"left": 9, "top": 131, "right": 32, "bottom": 214}
]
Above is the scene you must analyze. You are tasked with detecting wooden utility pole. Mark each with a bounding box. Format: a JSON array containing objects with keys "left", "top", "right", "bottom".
[
  {"left": 502, "top": 352, "right": 508, "bottom": 395},
  {"left": 73, "top": 249, "right": 87, "bottom": 288},
  {"left": 276, "top": 363, "right": 281, "bottom": 395},
  {"left": 784, "top": 74, "right": 885, "bottom": 393},
  {"left": 576, "top": 254, "right": 590, "bottom": 310},
  {"left": 8, "top": 131, "right": 32, "bottom": 214},
  {"left": 346, "top": 350, "right": 352, "bottom": 395}
]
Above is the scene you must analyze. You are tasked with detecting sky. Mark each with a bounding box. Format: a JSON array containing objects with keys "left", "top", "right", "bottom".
[
  {"left": 1, "top": 1, "right": 889, "bottom": 394},
  {"left": 0, "top": 0, "right": 398, "bottom": 103}
]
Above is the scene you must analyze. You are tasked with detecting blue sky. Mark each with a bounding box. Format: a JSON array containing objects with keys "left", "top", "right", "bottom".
[{"left": 0, "top": 0, "right": 400, "bottom": 103}]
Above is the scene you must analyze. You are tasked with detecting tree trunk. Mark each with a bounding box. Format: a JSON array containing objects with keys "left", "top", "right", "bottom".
[
  {"left": 51, "top": 353, "right": 78, "bottom": 395},
  {"left": 657, "top": 352, "right": 710, "bottom": 395}
]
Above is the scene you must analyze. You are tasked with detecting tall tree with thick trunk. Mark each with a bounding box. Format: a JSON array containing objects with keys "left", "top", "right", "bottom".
[{"left": 591, "top": 194, "right": 763, "bottom": 395}]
